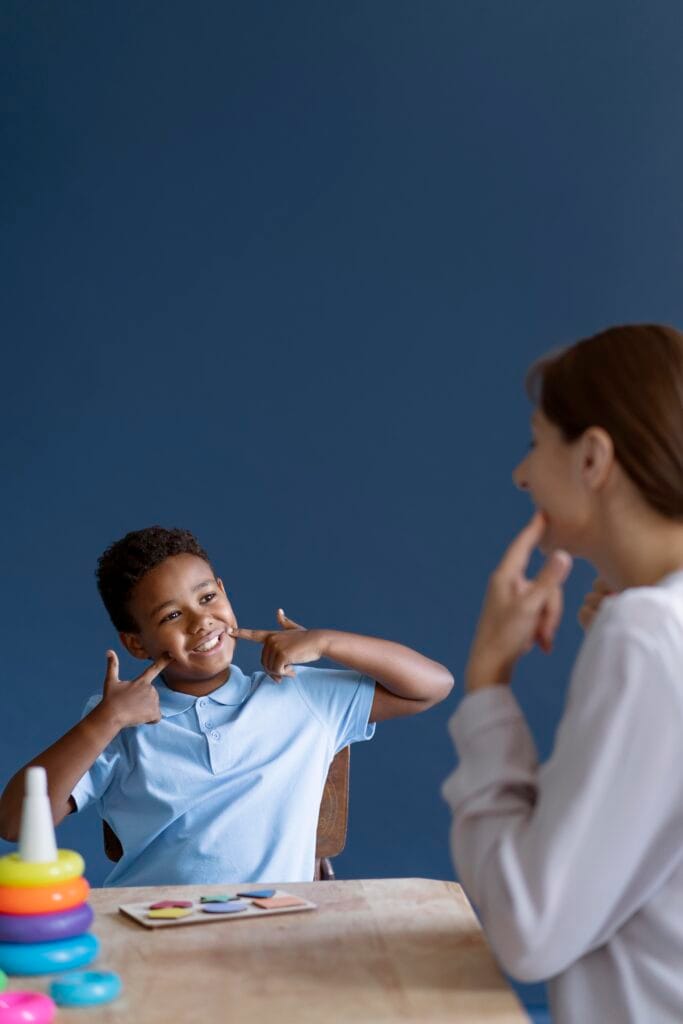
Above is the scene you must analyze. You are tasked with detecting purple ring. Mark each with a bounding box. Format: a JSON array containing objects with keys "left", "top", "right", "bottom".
[{"left": 0, "top": 902, "right": 93, "bottom": 943}]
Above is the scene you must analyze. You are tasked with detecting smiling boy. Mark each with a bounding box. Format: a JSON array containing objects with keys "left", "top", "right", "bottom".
[{"left": 0, "top": 527, "right": 453, "bottom": 886}]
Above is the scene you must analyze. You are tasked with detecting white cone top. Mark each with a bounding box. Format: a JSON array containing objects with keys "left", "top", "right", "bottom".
[{"left": 18, "top": 766, "right": 58, "bottom": 863}]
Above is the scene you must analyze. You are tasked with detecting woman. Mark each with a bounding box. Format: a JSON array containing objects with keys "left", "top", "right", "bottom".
[{"left": 443, "top": 324, "right": 683, "bottom": 1023}]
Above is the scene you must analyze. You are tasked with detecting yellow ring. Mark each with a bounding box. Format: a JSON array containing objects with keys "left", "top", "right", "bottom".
[{"left": 0, "top": 850, "right": 85, "bottom": 888}]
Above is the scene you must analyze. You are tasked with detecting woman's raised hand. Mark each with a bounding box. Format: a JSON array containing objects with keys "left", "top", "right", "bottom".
[
  {"left": 578, "top": 577, "right": 613, "bottom": 630},
  {"left": 465, "top": 512, "right": 573, "bottom": 692}
]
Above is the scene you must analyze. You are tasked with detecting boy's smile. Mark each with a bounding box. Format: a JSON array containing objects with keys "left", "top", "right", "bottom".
[{"left": 120, "top": 553, "right": 238, "bottom": 696}]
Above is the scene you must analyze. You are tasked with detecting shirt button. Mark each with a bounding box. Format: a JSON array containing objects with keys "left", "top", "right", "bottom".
[
  {"left": 211, "top": 731, "right": 220, "bottom": 741},
  {"left": 198, "top": 699, "right": 206, "bottom": 707},
  {"left": 205, "top": 721, "right": 213, "bottom": 730}
]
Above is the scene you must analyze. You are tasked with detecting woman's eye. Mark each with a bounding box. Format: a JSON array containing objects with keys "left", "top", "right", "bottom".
[{"left": 200, "top": 593, "right": 216, "bottom": 604}]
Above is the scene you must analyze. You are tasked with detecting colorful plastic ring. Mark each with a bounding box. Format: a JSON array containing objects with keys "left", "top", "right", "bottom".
[
  {"left": 50, "top": 970, "right": 122, "bottom": 1007},
  {"left": 0, "top": 850, "right": 84, "bottom": 888},
  {"left": 0, "top": 991, "right": 56, "bottom": 1023},
  {"left": 0, "top": 876, "right": 89, "bottom": 916},
  {"left": 0, "top": 968, "right": 6, "bottom": 992},
  {"left": 0, "top": 933, "right": 99, "bottom": 976},
  {"left": 0, "top": 902, "right": 93, "bottom": 943}
]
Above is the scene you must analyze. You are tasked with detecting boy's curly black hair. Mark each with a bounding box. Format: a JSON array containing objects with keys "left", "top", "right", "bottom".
[{"left": 96, "top": 526, "right": 212, "bottom": 632}]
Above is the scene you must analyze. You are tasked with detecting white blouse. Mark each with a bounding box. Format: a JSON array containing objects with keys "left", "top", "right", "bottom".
[{"left": 442, "top": 570, "right": 683, "bottom": 1024}]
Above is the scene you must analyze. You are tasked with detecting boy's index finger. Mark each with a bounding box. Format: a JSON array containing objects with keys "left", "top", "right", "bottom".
[
  {"left": 139, "top": 653, "right": 173, "bottom": 684},
  {"left": 498, "top": 511, "right": 546, "bottom": 577},
  {"left": 230, "top": 627, "right": 273, "bottom": 643}
]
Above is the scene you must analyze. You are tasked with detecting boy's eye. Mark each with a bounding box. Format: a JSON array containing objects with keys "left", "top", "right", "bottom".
[
  {"left": 200, "top": 592, "right": 216, "bottom": 604},
  {"left": 161, "top": 610, "right": 181, "bottom": 623}
]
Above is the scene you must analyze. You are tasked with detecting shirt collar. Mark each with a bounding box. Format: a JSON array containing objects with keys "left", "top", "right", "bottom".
[{"left": 154, "top": 663, "right": 253, "bottom": 717}]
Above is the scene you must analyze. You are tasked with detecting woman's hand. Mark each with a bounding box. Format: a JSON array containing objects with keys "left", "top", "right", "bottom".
[
  {"left": 465, "top": 512, "right": 573, "bottom": 693},
  {"left": 578, "top": 577, "right": 613, "bottom": 630}
]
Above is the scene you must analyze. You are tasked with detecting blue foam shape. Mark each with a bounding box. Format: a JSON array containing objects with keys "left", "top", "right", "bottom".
[
  {"left": 201, "top": 900, "right": 248, "bottom": 914},
  {"left": 237, "top": 889, "right": 276, "bottom": 899},
  {"left": 0, "top": 933, "right": 99, "bottom": 975},
  {"left": 51, "top": 970, "right": 122, "bottom": 1007}
]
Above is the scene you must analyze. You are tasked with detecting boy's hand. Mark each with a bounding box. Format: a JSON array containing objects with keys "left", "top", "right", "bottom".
[
  {"left": 578, "top": 577, "right": 613, "bottom": 630},
  {"left": 231, "top": 609, "right": 327, "bottom": 682},
  {"left": 101, "top": 650, "right": 171, "bottom": 729}
]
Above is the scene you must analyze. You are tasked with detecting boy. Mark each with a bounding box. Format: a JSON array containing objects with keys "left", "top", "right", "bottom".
[{"left": 0, "top": 527, "right": 453, "bottom": 886}]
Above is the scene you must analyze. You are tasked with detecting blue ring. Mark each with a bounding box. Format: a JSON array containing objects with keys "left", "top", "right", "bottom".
[
  {"left": 50, "top": 970, "right": 122, "bottom": 1007},
  {"left": 0, "top": 903, "right": 93, "bottom": 943},
  {"left": 0, "top": 933, "right": 99, "bottom": 975}
]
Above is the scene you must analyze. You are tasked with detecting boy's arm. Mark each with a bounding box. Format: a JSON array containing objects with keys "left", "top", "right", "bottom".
[
  {"left": 323, "top": 631, "right": 454, "bottom": 722},
  {"left": 0, "top": 650, "right": 170, "bottom": 842},
  {"left": 232, "top": 611, "right": 454, "bottom": 722}
]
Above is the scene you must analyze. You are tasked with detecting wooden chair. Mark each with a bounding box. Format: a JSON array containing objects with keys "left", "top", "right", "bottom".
[{"left": 102, "top": 746, "right": 350, "bottom": 881}]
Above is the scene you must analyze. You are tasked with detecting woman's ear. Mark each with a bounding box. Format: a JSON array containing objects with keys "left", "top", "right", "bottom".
[
  {"left": 119, "top": 631, "right": 149, "bottom": 661},
  {"left": 581, "top": 427, "right": 614, "bottom": 490}
]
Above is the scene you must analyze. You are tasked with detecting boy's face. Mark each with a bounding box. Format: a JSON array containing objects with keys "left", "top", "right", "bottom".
[{"left": 121, "top": 554, "right": 238, "bottom": 689}]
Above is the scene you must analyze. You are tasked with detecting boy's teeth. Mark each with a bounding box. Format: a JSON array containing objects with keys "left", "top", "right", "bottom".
[{"left": 196, "top": 635, "right": 220, "bottom": 652}]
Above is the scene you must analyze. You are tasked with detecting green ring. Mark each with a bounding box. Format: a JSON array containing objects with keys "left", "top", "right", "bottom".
[
  {"left": 0, "top": 967, "right": 7, "bottom": 991},
  {"left": 0, "top": 850, "right": 84, "bottom": 888}
]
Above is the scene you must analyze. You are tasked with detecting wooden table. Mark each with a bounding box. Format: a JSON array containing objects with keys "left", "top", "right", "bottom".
[{"left": 6, "top": 878, "right": 528, "bottom": 1022}]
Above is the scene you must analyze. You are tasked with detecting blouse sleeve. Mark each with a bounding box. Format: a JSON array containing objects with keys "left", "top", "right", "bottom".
[{"left": 441, "top": 621, "right": 683, "bottom": 982}]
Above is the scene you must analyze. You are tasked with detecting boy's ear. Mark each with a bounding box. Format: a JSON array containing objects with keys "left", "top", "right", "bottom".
[
  {"left": 119, "top": 631, "right": 149, "bottom": 661},
  {"left": 216, "top": 578, "right": 226, "bottom": 594}
]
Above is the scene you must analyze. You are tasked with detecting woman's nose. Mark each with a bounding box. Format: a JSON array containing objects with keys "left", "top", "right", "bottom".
[{"left": 512, "top": 460, "right": 529, "bottom": 491}]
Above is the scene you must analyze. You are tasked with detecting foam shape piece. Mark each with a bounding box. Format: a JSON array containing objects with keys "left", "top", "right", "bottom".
[
  {"left": 0, "top": 849, "right": 84, "bottom": 888},
  {"left": 0, "top": 968, "right": 6, "bottom": 992},
  {"left": 0, "top": 876, "right": 89, "bottom": 916},
  {"left": 0, "top": 902, "right": 93, "bottom": 944},
  {"left": 201, "top": 901, "right": 248, "bottom": 914},
  {"left": 148, "top": 900, "right": 193, "bottom": 910},
  {"left": 0, "top": 933, "right": 99, "bottom": 976},
  {"left": 18, "top": 767, "right": 58, "bottom": 864},
  {"left": 252, "top": 895, "right": 308, "bottom": 909},
  {"left": 199, "top": 894, "right": 235, "bottom": 903},
  {"left": 0, "top": 990, "right": 56, "bottom": 1023},
  {"left": 237, "top": 889, "right": 276, "bottom": 899},
  {"left": 146, "top": 908, "right": 193, "bottom": 920},
  {"left": 50, "top": 970, "right": 122, "bottom": 1007}
]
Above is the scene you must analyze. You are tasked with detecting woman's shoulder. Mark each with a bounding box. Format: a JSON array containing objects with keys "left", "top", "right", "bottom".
[{"left": 594, "top": 572, "right": 683, "bottom": 650}]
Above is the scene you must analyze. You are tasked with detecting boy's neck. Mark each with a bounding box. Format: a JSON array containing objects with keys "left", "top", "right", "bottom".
[{"left": 161, "top": 665, "right": 232, "bottom": 698}]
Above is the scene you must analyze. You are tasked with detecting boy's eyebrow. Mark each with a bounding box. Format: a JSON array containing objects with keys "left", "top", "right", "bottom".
[{"left": 150, "top": 579, "right": 216, "bottom": 617}]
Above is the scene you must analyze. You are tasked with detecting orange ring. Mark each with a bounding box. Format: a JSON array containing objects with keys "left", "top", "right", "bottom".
[{"left": 0, "top": 876, "right": 89, "bottom": 915}]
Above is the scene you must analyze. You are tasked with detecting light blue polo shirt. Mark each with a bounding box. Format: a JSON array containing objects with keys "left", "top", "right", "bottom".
[{"left": 71, "top": 663, "right": 375, "bottom": 887}]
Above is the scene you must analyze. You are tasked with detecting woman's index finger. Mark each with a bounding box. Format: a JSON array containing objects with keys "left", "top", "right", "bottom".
[{"left": 498, "top": 511, "right": 546, "bottom": 576}]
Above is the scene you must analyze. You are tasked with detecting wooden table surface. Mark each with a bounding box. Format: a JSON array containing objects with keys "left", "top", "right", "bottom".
[{"left": 6, "top": 878, "right": 528, "bottom": 1022}]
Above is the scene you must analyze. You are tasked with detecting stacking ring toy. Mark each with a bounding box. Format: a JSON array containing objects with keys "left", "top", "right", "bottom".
[
  {"left": 50, "top": 970, "right": 122, "bottom": 1007},
  {"left": 0, "top": 876, "right": 89, "bottom": 916},
  {"left": 0, "top": 968, "right": 6, "bottom": 992},
  {"left": 0, "top": 902, "right": 93, "bottom": 944},
  {"left": 0, "top": 933, "right": 99, "bottom": 975},
  {"left": 0, "top": 850, "right": 84, "bottom": 888},
  {"left": 0, "top": 991, "right": 56, "bottom": 1023}
]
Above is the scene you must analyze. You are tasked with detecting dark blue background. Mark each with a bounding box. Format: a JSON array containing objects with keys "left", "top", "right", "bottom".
[{"left": 2, "top": 2, "right": 683, "bottom": 1016}]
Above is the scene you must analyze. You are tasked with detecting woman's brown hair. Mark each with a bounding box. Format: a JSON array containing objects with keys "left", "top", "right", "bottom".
[{"left": 526, "top": 324, "right": 683, "bottom": 520}]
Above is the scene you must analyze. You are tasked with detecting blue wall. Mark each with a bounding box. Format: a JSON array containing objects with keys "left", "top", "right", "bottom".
[{"left": 3, "top": 2, "right": 683, "bottom": 1013}]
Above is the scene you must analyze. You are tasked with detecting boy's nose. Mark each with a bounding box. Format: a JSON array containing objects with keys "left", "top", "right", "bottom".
[{"left": 189, "top": 612, "right": 213, "bottom": 631}]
